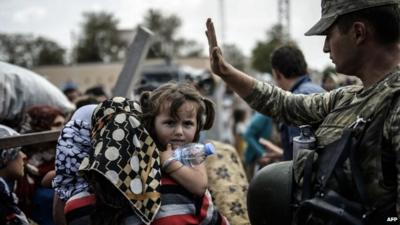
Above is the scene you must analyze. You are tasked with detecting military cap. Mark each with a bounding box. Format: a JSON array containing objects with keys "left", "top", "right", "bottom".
[{"left": 305, "top": 0, "right": 400, "bottom": 36}]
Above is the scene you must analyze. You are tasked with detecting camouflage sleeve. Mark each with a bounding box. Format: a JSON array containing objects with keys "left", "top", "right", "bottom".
[
  {"left": 243, "top": 80, "right": 333, "bottom": 126},
  {"left": 385, "top": 98, "right": 400, "bottom": 217}
]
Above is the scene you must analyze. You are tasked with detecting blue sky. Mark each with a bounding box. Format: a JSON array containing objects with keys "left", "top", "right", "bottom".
[{"left": 0, "top": 0, "right": 333, "bottom": 71}]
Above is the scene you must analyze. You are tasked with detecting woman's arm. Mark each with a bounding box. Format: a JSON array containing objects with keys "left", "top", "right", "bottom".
[{"left": 258, "top": 137, "right": 283, "bottom": 158}]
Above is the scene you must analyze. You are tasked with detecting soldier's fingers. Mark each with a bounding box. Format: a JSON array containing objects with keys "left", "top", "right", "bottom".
[
  {"left": 210, "top": 22, "right": 218, "bottom": 47},
  {"left": 206, "top": 18, "right": 218, "bottom": 47},
  {"left": 206, "top": 18, "right": 212, "bottom": 31},
  {"left": 205, "top": 31, "right": 211, "bottom": 46}
]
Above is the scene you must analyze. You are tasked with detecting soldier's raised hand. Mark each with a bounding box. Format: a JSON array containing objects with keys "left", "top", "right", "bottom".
[{"left": 205, "top": 18, "right": 231, "bottom": 77}]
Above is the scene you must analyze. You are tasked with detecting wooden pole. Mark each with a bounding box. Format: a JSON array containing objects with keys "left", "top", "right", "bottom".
[{"left": 0, "top": 130, "right": 60, "bottom": 149}]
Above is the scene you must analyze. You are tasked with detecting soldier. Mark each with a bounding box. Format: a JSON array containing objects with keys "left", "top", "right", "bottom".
[{"left": 205, "top": 0, "right": 400, "bottom": 224}]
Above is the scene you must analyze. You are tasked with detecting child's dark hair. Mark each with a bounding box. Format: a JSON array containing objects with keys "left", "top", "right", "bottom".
[{"left": 139, "top": 82, "right": 215, "bottom": 149}]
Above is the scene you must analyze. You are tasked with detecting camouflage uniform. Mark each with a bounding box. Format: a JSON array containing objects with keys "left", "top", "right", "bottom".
[{"left": 243, "top": 68, "right": 400, "bottom": 217}]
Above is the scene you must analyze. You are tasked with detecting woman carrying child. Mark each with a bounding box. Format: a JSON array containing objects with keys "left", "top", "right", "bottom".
[{"left": 79, "top": 82, "right": 229, "bottom": 225}]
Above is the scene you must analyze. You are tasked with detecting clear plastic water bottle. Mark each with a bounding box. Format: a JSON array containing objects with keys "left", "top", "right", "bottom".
[{"left": 173, "top": 143, "right": 216, "bottom": 167}]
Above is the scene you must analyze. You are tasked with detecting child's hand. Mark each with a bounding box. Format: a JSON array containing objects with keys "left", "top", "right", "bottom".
[{"left": 160, "top": 144, "right": 184, "bottom": 174}]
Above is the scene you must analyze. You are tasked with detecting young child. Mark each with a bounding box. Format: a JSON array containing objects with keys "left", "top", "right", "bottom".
[
  {"left": 139, "top": 82, "right": 215, "bottom": 197},
  {"left": 0, "top": 124, "right": 29, "bottom": 225},
  {"left": 140, "top": 82, "right": 229, "bottom": 224},
  {"left": 79, "top": 82, "right": 229, "bottom": 225}
]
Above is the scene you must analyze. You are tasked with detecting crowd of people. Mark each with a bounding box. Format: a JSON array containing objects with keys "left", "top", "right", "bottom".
[
  {"left": 1, "top": 0, "right": 400, "bottom": 224},
  {"left": 0, "top": 83, "right": 108, "bottom": 225},
  {"left": 0, "top": 79, "right": 249, "bottom": 225}
]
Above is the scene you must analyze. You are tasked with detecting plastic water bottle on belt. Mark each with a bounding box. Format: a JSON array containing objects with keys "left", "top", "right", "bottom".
[
  {"left": 173, "top": 143, "right": 216, "bottom": 166},
  {"left": 292, "top": 125, "right": 316, "bottom": 160}
]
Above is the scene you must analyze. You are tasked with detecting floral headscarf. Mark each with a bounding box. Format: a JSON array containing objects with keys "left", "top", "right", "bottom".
[
  {"left": 79, "top": 97, "right": 162, "bottom": 224},
  {"left": 53, "top": 104, "right": 97, "bottom": 200}
]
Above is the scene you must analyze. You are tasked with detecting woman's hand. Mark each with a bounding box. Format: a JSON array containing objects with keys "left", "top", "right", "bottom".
[
  {"left": 205, "top": 18, "right": 232, "bottom": 77},
  {"left": 160, "top": 144, "right": 173, "bottom": 166}
]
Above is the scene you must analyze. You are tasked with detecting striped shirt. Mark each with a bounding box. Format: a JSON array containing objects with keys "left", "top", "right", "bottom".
[{"left": 124, "top": 176, "right": 230, "bottom": 225}]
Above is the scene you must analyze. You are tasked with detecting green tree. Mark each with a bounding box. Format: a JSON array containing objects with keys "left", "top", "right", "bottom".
[
  {"left": 142, "top": 9, "right": 181, "bottom": 58},
  {"left": 74, "top": 11, "right": 124, "bottom": 63},
  {"left": 251, "top": 24, "right": 295, "bottom": 73},
  {"left": 142, "top": 9, "right": 202, "bottom": 59},
  {"left": 36, "top": 37, "right": 65, "bottom": 66},
  {"left": 0, "top": 33, "right": 65, "bottom": 68}
]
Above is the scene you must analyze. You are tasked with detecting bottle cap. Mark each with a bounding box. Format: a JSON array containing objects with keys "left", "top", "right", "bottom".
[
  {"left": 204, "top": 143, "right": 216, "bottom": 156},
  {"left": 299, "top": 125, "right": 313, "bottom": 139}
]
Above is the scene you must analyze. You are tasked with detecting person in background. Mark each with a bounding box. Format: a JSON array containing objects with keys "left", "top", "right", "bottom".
[
  {"left": 0, "top": 124, "right": 29, "bottom": 225},
  {"left": 243, "top": 112, "right": 274, "bottom": 179},
  {"left": 16, "top": 105, "right": 65, "bottom": 225},
  {"left": 232, "top": 108, "right": 248, "bottom": 162},
  {"left": 270, "top": 45, "right": 325, "bottom": 161},
  {"left": 62, "top": 81, "right": 82, "bottom": 104},
  {"left": 84, "top": 86, "right": 108, "bottom": 103},
  {"left": 74, "top": 95, "right": 100, "bottom": 110},
  {"left": 19, "top": 105, "right": 65, "bottom": 133}
]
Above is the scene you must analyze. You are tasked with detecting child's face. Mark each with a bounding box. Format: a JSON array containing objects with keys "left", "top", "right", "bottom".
[{"left": 154, "top": 101, "right": 198, "bottom": 150}]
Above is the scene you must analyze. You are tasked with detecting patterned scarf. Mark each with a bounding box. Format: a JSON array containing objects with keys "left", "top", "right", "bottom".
[
  {"left": 79, "top": 97, "right": 161, "bottom": 224},
  {"left": 0, "top": 124, "right": 20, "bottom": 169}
]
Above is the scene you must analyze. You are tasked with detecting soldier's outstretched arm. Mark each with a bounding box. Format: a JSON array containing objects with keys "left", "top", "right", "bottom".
[{"left": 205, "top": 18, "right": 257, "bottom": 99}]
